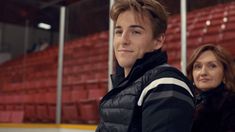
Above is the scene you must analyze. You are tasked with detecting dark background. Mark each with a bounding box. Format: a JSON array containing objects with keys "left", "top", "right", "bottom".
[{"left": 0, "top": 0, "right": 234, "bottom": 38}]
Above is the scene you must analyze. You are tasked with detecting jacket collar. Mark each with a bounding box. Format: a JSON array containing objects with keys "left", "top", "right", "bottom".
[
  {"left": 196, "top": 83, "right": 225, "bottom": 104},
  {"left": 111, "top": 49, "right": 168, "bottom": 88}
]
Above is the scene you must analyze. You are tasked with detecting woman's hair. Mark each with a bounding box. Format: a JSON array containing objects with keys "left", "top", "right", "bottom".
[
  {"left": 187, "top": 44, "right": 235, "bottom": 92},
  {"left": 110, "top": 0, "right": 168, "bottom": 38}
]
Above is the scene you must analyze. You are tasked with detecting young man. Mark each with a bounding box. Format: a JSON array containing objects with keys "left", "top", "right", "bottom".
[{"left": 96, "top": 0, "right": 195, "bottom": 131}]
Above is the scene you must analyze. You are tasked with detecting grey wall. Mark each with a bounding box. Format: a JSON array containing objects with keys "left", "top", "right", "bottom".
[{"left": 0, "top": 22, "right": 59, "bottom": 58}]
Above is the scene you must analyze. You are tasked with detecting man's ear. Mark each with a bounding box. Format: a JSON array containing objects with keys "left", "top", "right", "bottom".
[{"left": 154, "top": 34, "right": 165, "bottom": 50}]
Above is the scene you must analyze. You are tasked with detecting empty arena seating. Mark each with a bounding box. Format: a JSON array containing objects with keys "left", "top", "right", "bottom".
[
  {"left": 0, "top": 31, "right": 109, "bottom": 124},
  {"left": 0, "top": 1, "right": 235, "bottom": 124},
  {"left": 165, "top": 1, "right": 235, "bottom": 67},
  {"left": 0, "top": 110, "right": 24, "bottom": 123}
]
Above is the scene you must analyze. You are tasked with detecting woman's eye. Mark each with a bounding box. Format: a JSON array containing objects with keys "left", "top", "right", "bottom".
[
  {"left": 193, "top": 64, "right": 201, "bottom": 70},
  {"left": 208, "top": 64, "right": 217, "bottom": 69}
]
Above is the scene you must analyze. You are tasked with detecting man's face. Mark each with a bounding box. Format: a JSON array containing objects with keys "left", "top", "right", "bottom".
[{"left": 114, "top": 10, "right": 162, "bottom": 75}]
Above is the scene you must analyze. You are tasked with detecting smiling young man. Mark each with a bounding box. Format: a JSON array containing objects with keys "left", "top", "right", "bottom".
[{"left": 96, "top": 0, "right": 195, "bottom": 132}]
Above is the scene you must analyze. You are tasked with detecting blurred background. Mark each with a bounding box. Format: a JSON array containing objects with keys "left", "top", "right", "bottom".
[{"left": 0, "top": 0, "right": 234, "bottom": 127}]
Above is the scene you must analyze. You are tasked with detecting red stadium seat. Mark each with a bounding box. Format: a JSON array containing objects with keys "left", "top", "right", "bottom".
[
  {"left": 86, "top": 81, "right": 107, "bottom": 100},
  {"left": 0, "top": 111, "right": 11, "bottom": 123},
  {"left": 62, "top": 103, "right": 80, "bottom": 123},
  {"left": 24, "top": 104, "right": 37, "bottom": 122},
  {"left": 36, "top": 104, "right": 49, "bottom": 122},
  {"left": 78, "top": 99, "right": 100, "bottom": 124},
  {"left": 10, "top": 110, "right": 24, "bottom": 123},
  {"left": 45, "top": 91, "right": 56, "bottom": 122},
  {"left": 71, "top": 84, "right": 88, "bottom": 102}
]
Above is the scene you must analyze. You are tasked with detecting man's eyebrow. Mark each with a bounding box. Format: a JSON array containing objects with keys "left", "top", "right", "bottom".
[
  {"left": 114, "top": 25, "right": 145, "bottom": 30},
  {"left": 129, "top": 25, "right": 145, "bottom": 30},
  {"left": 114, "top": 25, "right": 121, "bottom": 29}
]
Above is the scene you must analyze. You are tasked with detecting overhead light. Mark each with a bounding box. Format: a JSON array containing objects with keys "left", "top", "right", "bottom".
[
  {"left": 206, "top": 20, "right": 211, "bottom": 26},
  {"left": 223, "top": 17, "right": 228, "bottom": 23},
  {"left": 38, "top": 23, "right": 51, "bottom": 30}
]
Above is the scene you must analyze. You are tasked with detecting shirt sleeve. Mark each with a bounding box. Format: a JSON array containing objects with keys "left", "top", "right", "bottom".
[{"left": 141, "top": 78, "right": 195, "bottom": 132}]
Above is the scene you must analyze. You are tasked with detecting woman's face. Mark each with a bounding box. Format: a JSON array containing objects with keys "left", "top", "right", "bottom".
[{"left": 192, "top": 50, "right": 224, "bottom": 91}]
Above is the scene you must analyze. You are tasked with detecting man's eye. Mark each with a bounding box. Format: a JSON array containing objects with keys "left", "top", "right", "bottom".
[
  {"left": 115, "top": 30, "right": 122, "bottom": 35},
  {"left": 132, "top": 31, "right": 141, "bottom": 34}
]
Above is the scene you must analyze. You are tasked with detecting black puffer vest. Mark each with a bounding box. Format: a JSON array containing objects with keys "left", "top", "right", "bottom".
[{"left": 96, "top": 50, "right": 194, "bottom": 132}]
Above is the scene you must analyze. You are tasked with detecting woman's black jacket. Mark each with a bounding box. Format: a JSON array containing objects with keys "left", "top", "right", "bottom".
[{"left": 192, "top": 83, "right": 235, "bottom": 132}]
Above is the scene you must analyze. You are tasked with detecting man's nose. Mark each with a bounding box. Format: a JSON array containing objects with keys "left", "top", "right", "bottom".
[{"left": 121, "top": 31, "right": 130, "bottom": 44}]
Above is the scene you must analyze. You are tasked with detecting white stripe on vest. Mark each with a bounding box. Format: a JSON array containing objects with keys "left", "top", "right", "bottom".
[{"left": 137, "top": 77, "right": 193, "bottom": 106}]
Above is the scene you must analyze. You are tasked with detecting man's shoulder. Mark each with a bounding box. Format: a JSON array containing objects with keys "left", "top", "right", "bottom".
[
  {"left": 137, "top": 64, "right": 195, "bottom": 107},
  {"left": 145, "top": 64, "right": 186, "bottom": 80},
  {"left": 141, "top": 64, "right": 195, "bottom": 97}
]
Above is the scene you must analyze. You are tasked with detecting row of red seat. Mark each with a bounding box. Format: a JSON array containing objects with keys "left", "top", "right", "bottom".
[
  {"left": 0, "top": 81, "right": 107, "bottom": 123},
  {"left": 0, "top": 31, "right": 109, "bottom": 93},
  {"left": 0, "top": 81, "right": 107, "bottom": 104},
  {"left": 0, "top": 110, "right": 24, "bottom": 123},
  {"left": 165, "top": 1, "right": 235, "bottom": 67},
  {"left": 0, "top": 100, "right": 100, "bottom": 123}
]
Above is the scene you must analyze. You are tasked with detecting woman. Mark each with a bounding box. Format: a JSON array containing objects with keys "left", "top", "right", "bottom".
[{"left": 187, "top": 44, "right": 235, "bottom": 132}]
